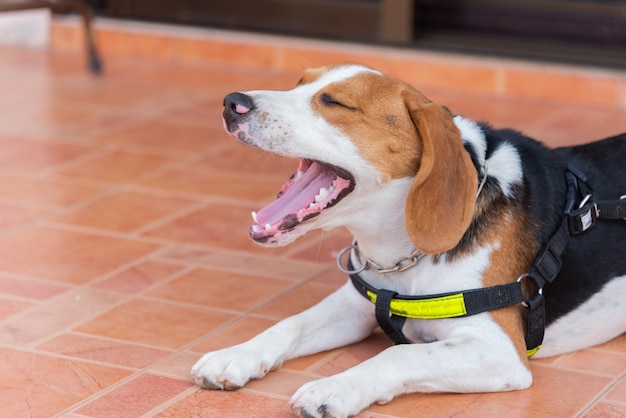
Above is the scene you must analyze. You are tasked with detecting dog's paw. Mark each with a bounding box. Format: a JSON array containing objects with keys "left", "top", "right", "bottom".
[
  {"left": 190, "top": 346, "right": 274, "bottom": 390},
  {"left": 290, "top": 377, "right": 366, "bottom": 418}
]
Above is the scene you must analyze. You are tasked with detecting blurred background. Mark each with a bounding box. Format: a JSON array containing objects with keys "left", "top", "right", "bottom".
[{"left": 90, "top": 0, "right": 626, "bottom": 68}]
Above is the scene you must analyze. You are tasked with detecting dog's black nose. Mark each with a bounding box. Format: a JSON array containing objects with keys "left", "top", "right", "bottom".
[
  {"left": 224, "top": 92, "right": 254, "bottom": 115},
  {"left": 223, "top": 92, "right": 255, "bottom": 131}
]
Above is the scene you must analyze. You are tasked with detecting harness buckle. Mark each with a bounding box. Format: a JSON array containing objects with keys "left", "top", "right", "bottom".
[{"left": 568, "top": 195, "right": 599, "bottom": 235}]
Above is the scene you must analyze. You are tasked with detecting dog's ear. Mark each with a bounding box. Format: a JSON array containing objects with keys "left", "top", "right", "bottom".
[{"left": 402, "top": 90, "right": 477, "bottom": 254}]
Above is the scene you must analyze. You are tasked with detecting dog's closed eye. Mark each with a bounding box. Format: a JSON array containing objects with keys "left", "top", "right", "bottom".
[{"left": 320, "top": 93, "right": 356, "bottom": 111}]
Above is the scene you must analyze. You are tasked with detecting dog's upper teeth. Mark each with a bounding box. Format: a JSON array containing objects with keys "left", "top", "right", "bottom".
[
  {"left": 315, "top": 186, "right": 333, "bottom": 203},
  {"left": 251, "top": 211, "right": 258, "bottom": 223},
  {"left": 265, "top": 223, "right": 272, "bottom": 231}
]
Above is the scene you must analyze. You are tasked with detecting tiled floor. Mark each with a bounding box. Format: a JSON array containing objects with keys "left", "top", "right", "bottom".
[{"left": 1, "top": 17, "right": 625, "bottom": 418}]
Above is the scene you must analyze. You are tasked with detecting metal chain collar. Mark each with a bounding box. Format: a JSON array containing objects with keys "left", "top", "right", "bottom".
[{"left": 336, "top": 243, "right": 425, "bottom": 275}]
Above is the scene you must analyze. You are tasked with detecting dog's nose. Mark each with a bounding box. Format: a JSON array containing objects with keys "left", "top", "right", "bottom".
[
  {"left": 223, "top": 92, "right": 255, "bottom": 131},
  {"left": 224, "top": 92, "right": 254, "bottom": 116}
]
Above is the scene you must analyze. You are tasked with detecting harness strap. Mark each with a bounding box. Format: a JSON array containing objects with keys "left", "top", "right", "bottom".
[
  {"left": 597, "top": 199, "right": 626, "bottom": 220},
  {"left": 374, "top": 289, "right": 409, "bottom": 345},
  {"left": 347, "top": 165, "right": 625, "bottom": 358}
]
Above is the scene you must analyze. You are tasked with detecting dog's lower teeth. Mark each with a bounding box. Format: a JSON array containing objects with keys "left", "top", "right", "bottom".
[{"left": 252, "top": 211, "right": 258, "bottom": 223}]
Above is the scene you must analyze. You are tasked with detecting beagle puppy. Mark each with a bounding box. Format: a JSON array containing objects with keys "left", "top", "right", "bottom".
[{"left": 191, "top": 63, "right": 626, "bottom": 418}]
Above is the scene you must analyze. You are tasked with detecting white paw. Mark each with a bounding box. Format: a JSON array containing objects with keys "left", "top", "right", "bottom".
[
  {"left": 190, "top": 346, "right": 274, "bottom": 390},
  {"left": 290, "top": 377, "right": 366, "bottom": 418}
]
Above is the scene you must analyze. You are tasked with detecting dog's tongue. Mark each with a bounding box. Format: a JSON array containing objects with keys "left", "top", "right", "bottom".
[{"left": 256, "top": 162, "right": 334, "bottom": 226}]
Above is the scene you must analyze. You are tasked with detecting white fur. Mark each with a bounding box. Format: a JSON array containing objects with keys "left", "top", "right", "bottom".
[
  {"left": 453, "top": 115, "right": 523, "bottom": 199},
  {"left": 487, "top": 142, "right": 523, "bottom": 198},
  {"left": 454, "top": 115, "right": 487, "bottom": 165},
  {"left": 192, "top": 64, "right": 534, "bottom": 418},
  {"left": 536, "top": 274, "right": 626, "bottom": 358}
]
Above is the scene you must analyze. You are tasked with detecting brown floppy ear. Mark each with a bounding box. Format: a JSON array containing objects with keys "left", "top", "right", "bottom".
[{"left": 403, "top": 90, "right": 478, "bottom": 254}]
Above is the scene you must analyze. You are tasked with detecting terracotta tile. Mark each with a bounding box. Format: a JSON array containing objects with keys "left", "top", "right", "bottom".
[
  {"left": 0, "top": 226, "right": 159, "bottom": 284},
  {"left": 141, "top": 167, "right": 281, "bottom": 202},
  {"left": 54, "top": 191, "right": 198, "bottom": 233},
  {"left": 254, "top": 282, "right": 338, "bottom": 319},
  {"left": 75, "top": 373, "right": 192, "bottom": 417},
  {"left": 194, "top": 142, "right": 296, "bottom": 178},
  {"left": 94, "top": 119, "right": 224, "bottom": 156},
  {"left": 36, "top": 333, "right": 171, "bottom": 368},
  {"left": 581, "top": 402, "right": 626, "bottom": 418},
  {"left": 504, "top": 68, "right": 620, "bottom": 108},
  {"left": 389, "top": 58, "right": 498, "bottom": 95},
  {"left": 282, "top": 351, "right": 336, "bottom": 372},
  {"left": 190, "top": 316, "right": 277, "bottom": 353},
  {"left": 156, "top": 245, "right": 329, "bottom": 282},
  {"left": 93, "top": 260, "right": 186, "bottom": 294},
  {"left": 0, "top": 203, "right": 49, "bottom": 231},
  {"left": 311, "top": 268, "right": 350, "bottom": 287},
  {"left": 143, "top": 203, "right": 275, "bottom": 252},
  {"left": 365, "top": 392, "right": 481, "bottom": 418},
  {"left": 97, "top": 29, "right": 176, "bottom": 60},
  {"left": 281, "top": 44, "right": 392, "bottom": 74},
  {"left": 0, "top": 289, "right": 122, "bottom": 345},
  {"left": 559, "top": 349, "right": 626, "bottom": 377},
  {"left": 0, "top": 137, "right": 91, "bottom": 174},
  {"left": 596, "top": 333, "right": 626, "bottom": 354},
  {"left": 7, "top": 106, "right": 109, "bottom": 137},
  {"left": 572, "top": 112, "right": 626, "bottom": 143},
  {"left": 50, "top": 81, "right": 159, "bottom": 110},
  {"left": 312, "top": 333, "right": 392, "bottom": 377},
  {"left": 0, "top": 174, "right": 104, "bottom": 209},
  {"left": 74, "top": 299, "right": 236, "bottom": 349},
  {"left": 0, "top": 275, "right": 67, "bottom": 300},
  {"left": 0, "top": 296, "right": 32, "bottom": 320},
  {"left": 288, "top": 227, "right": 353, "bottom": 263},
  {"left": 443, "top": 397, "right": 565, "bottom": 418},
  {"left": 146, "top": 268, "right": 294, "bottom": 313},
  {"left": 246, "top": 370, "right": 314, "bottom": 398},
  {"left": 455, "top": 364, "right": 613, "bottom": 417},
  {"left": 148, "top": 351, "right": 201, "bottom": 380},
  {"left": 0, "top": 347, "right": 131, "bottom": 418},
  {"left": 56, "top": 150, "right": 179, "bottom": 184},
  {"left": 174, "top": 37, "right": 278, "bottom": 69},
  {"left": 606, "top": 377, "right": 626, "bottom": 403},
  {"left": 155, "top": 389, "right": 294, "bottom": 418},
  {"left": 438, "top": 95, "right": 563, "bottom": 137},
  {"left": 162, "top": 99, "right": 225, "bottom": 128}
]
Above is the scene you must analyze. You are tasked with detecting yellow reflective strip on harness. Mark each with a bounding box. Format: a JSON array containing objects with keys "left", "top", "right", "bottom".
[
  {"left": 366, "top": 291, "right": 468, "bottom": 319},
  {"left": 526, "top": 345, "right": 542, "bottom": 358}
]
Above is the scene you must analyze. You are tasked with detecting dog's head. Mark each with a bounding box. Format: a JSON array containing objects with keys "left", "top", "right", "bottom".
[{"left": 222, "top": 63, "right": 477, "bottom": 253}]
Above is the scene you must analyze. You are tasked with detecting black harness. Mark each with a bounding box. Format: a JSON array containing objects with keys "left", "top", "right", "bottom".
[{"left": 349, "top": 166, "right": 626, "bottom": 356}]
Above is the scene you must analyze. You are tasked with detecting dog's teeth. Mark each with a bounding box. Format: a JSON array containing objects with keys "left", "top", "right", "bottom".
[
  {"left": 251, "top": 211, "right": 258, "bottom": 223},
  {"left": 309, "top": 202, "right": 316, "bottom": 209},
  {"left": 316, "top": 187, "right": 331, "bottom": 202},
  {"left": 265, "top": 223, "right": 272, "bottom": 231}
]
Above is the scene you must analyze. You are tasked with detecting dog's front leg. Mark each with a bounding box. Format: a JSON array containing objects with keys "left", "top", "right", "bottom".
[
  {"left": 191, "top": 282, "right": 376, "bottom": 390},
  {"left": 290, "top": 329, "right": 533, "bottom": 418}
]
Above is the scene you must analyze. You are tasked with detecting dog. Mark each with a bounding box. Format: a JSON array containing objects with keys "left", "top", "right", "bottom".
[{"left": 191, "top": 63, "right": 626, "bottom": 418}]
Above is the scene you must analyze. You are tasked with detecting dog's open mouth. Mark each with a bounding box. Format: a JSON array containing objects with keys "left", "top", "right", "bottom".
[{"left": 250, "top": 159, "right": 355, "bottom": 243}]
